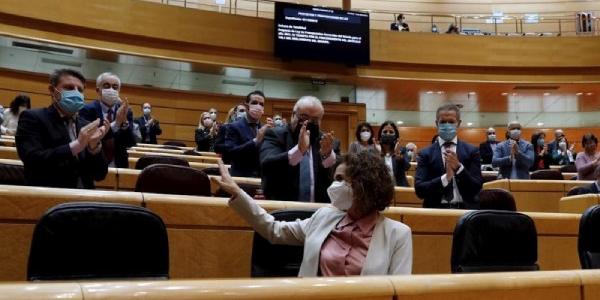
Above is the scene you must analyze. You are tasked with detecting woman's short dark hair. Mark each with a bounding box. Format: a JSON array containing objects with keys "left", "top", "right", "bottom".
[
  {"left": 582, "top": 133, "right": 598, "bottom": 146},
  {"left": 342, "top": 152, "right": 394, "bottom": 215},
  {"left": 530, "top": 130, "right": 545, "bottom": 148},
  {"left": 9, "top": 94, "right": 31, "bottom": 114},
  {"left": 355, "top": 122, "right": 373, "bottom": 144},
  {"left": 377, "top": 121, "right": 400, "bottom": 140}
]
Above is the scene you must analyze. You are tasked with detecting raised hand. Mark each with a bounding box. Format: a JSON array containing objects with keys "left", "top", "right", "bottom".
[
  {"left": 88, "top": 118, "right": 110, "bottom": 148},
  {"left": 210, "top": 159, "right": 241, "bottom": 197},
  {"left": 77, "top": 118, "right": 101, "bottom": 147},
  {"left": 256, "top": 122, "right": 273, "bottom": 143},
  {"left": 298, "top": 121, "right": 310, "bottom": 154},
  {"left": 115, "top": 97, "right": 129, "bottom": 127}
]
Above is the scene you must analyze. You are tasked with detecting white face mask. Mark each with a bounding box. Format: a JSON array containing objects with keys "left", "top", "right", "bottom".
[
  {"left": 327, "top": 181, "right": 353, "bottom": 211},
  {"left": 360, "top": 131, "right": 371, "bottom": 142},
  {"left": 509, "top": 129, "right": 521, "bottom": 140},
  {"left": 203, "top": 118, "right": 213, "bottom": 127},
  {"left": 209, "top": 112, "right": 217, "bottom": 120},
  {"left": 101, "top": 88, "right": 119, "bottom": 106},
  {"left": 143, "top": 108, "right": 151, "bottom": 116},
  {"left": 559, "top": 142, "right": 567, "bottom": 149},
  {"left": 248, "top": 104, "right": 264, "bottom": 120}
]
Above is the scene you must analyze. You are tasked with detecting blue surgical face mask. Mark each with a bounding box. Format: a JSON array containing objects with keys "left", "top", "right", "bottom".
[
  {"left": 488, "top": 134, "right": 496, "bottom": 142},
  {"left": 236, "top": 111, "right": 246, "bottom": 120},
  {"left": 56, "top": 88, "right": 85, "bottom": 115},
  {"left": 537, "top": 138, "right": 545, "bottom": 147},
  {"left": 437, "top": 123, "right": 457, "bottom": 142}
]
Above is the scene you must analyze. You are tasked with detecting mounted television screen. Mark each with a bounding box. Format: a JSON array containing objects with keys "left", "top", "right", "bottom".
[{"left": 274, "top": 2, "right": 370, "bottom": 65}]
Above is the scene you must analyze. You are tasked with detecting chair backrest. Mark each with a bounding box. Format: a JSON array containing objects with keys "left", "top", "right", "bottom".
[
  {"left": 451, "top": 210, "right": 538, "bottom": 273},
  {"left": 579, "top": 205, "right": 600, "bottom": 269},
  {"left": 478, "top": 189, "right": 517, "bottom": 211},
  {"left": 202, "top": 167, "right": 221, "bottom": 176},
  {"left": 530, "top": 169, "right": 563, "bottom": 180},
  {"left": 567, "top": 186, "right": 593, "bottom": 196},
  {"left": 163, "top": 141, "right": 187, "bottom": 147},
  {"left": 482, "top": 173, "right": 498, "bottom": 183},
  {"left": 0, "top": 163, "right": 25, "bottom": 185},
  {"left": 560, "top": 164, "right": 577, "bottom": 173},
  {"left": 27, "top": 202, "right": 169, "bottom": 280},
  {"left": 135, "top": 155, "right": 190, "bottom": 170},
  {"left": 183, "top": 149, "right": 201, "bottom": 156},
  {"left": 251, "top": 209, "right": 316, "bottom": 277},
  {"left": 135, "top": 164, "right": 211, "bottom": 196}
]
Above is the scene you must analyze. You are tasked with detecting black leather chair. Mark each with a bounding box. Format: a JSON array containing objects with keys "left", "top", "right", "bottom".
[
  {"left": 135, "top": 164, "right": 211, "bottom": 196},
  {"left": 163, "top": 141, "right": 187, "bottom": 147},
  {"left": 567, "top": 186, "right": 593, "bottom": 196},
  {"left": 27, "top": 202, "right": 169, "bottom": 280},
  {"left": 478, "top": 189, "right": 517, "bottom": 211},
  {"left": 579, "top": 205, "right": 600, "bottom": 269},
  {"left": 530, "top": 169, "right": 563, "bottom": 180},
  {"left": 451, "top": 210, "right": 538, "bottom": 273},
  {"left": 202, "top": 167, "right": 221, "bottom": 176},
  {"left": 0, "top": 163, "right": 25, "bottom": 185},
  {"left": 560, "top": 164, "right": 577, "bottom": 173},
  {"left": 482, "top": 173, "right": 499, "bottom": 183},
  {"left": 135, "top": 155, "right": 190, "bottom": 170},
  {"left": 251, "top": 209, "right": 316, "bottom": 277}
]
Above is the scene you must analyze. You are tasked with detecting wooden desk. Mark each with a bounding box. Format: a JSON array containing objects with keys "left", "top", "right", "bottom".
[
  {"left": 137, "top": 143, "right": 194, "bottom": 151},
  {"left": 127, "top": 150, "right": 220, "bottom": 164},
  {"left": 0, "top": 139, "right": 15, "bottom": 147},
  {"left": 0, "top": 146, "right": 18, "bottom": 160},
  {"left": 127, "top": 157, "right": 225, "bottom": 171},
  {"left": 560, "top": 194, "right": 600, "bottom": 214}
]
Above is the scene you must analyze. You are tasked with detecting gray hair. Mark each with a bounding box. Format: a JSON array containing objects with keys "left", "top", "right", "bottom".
[
  {"left": 507, "top": 120, "right": 521, "bottom": 129},
  {"left": 435, "top": 103, "right": 461, "bottom": 121},
  {"left": 487, "top": 127, "right": 495, "bottom": 132},
  {"left": 293, "top": 96, "right": 324, "bottom": 116},
  {"left": 96, "top": 72, "right": 121, "bottom": 89}
]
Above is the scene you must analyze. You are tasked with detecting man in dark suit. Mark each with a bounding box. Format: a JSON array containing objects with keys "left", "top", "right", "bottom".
[
  {"left": 79, "top": 72, "right": 136, "bottom": 168},
  {"left": 390, "top": 14, "right": 410, "bottom": 31},
  {"left": 135, "top": 102, "right": 162, "bottom": 144},
  {"left": 260, "top": 96, "right": 336, "bottom": 203},
  {"left": 224, "top": 91, "right": 273, "bottom": 177},
  {"left": 16, "top": 69, "right": 109, "bottom": 189},
  {"left": 479, "top": 127, "right": 498, "bottom": 165},
  {"left": 415, "top": 104, "right": 483, "bottom": 209},
  {"left": 547, "top": 129, "right": 565, "bottom": 164},
  {"left": 492, "top": 121, "right": 534, "bottom": 179}
]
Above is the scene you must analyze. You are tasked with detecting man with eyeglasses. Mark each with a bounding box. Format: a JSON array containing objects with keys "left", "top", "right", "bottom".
[
  {"left": 479, "top": 127, "right": 498, "bottom": 165},
  {"left": 260, "top": 96, "right": 336, "bottom": 203},
  {"left": 414, "top": 104, "right": 482, "bottom": 209},
  {"left": 224, "top": 91, "right": 273, "bottom": 177}
]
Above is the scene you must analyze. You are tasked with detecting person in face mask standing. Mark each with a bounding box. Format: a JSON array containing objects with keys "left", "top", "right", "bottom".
[
  {"left": 377, "top": 121, "right": 410, "bottom": 187},
  {"left": 134, "top": 102, "right": 162, "bottom": 144},
  {"left": 478, "top": 127, "right": 499, "bottom": 165},
  {"left": 260, "top": 96, "right": 336, "bottom": 202},
  {"left": 492, "top": 121, "right": 534, "bottom": 179},
  {"left": 195, "top": 112, "right": 217, "bottom": 152},
  {"left": 224, "top": 91, "right": 273, "bottom": 177},
  {"left": 530, "top": 130, "right": 551, "bottom": 171},
  {"left": 16, "top": 69, "right": 109, "bottom": 189},
  {"left": 80, "top": 72, "right": 136, "bottom": 168},
  {"left": 415, "top": 104, "right": 482, "bottom": 209},
  {"left": 348, "top": 122, "right": 378, "bottom": 154},
  {"left": 214, "top": 151, "right": 412, "bottom": 276},
  {"left": 1, "top": 94, "right": 31, "bottom": 136}
]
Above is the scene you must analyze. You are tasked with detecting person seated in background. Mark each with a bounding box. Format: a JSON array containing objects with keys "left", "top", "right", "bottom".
[
  {"left": 551, "top": 136, "right": 575, "bottom": 166},
  {"left": 348, "top": 122, "right": 378, "bottom": 154},
  {"left": 1, "top": 94, "right": 31, "bottom": 136},
  {"left": 225, "top": 91, "right": 273, "bottom": 177},
  {"left": 80, "top": 72, "right": 136, "bottom": 168},
  {"left": 16, "top": 69, "right": 109, "bottom": 189},
  {"left": 213, "top": 152, "right": 413, "bottom": 276},
  {"left": 446, "top": 24, "right": 460, "bottom": 34},
  {"left": 530, "top": 130, "right": 551, "bottom": 171},
  {"left": 547, "top": 129, "right": 564, "bottom": 164},
  {"left": 576, "top": 134, "right": 600, "bottom": 180},
  {"left": 415, "top": 104, "right": 482, "bottom": 209},
  {"left": 135, "top": 102, "right": 162, "bottom": 144},
  {"left": 195, "top": 111, "right": 217, "bottom": 152},
  {"left": 405, "top": 142, "right": 418, "bottom": 162},
  {"left": 260, "top": 96, "right": 335, "bottom": 202},
  {"left": 390, "top": 14, "right": 410, "bottom": 32},
  {"left": 492, "top": 121, "right": 534, "bottom": 179},
  {"left": 377, "top": 121, "right": 410, "bottom": 187},
  {"left": 479, "top": 127, "right": 498, "bottom": 165},
  {"left": 215, "top": 103, "right": 247, "bottom": 163},
  {"left": 273, "top": 114, "right": 286, "bottom": 128}
]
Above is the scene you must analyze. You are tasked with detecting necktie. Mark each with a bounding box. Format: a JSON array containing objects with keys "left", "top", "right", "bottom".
[
  {"left": 442, "top": 142, "right": 454, "bottom": 202},
  {"left": 298, "top": 151, "right": 311, "bottom": 202},
  {"left": 103, "top": 109, "right": 115, "bottom": 163},
  {"left": 106, "top": 109, "right": 114, "bottom": 123}
]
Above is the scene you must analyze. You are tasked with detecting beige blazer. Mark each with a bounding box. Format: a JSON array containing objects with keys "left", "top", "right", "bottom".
[{"left": 229, "top": 191, "right": 413, "bottom": 277}]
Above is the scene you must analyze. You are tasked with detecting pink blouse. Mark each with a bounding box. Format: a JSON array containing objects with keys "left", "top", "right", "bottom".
[{"left": 319, "top": 212, "right": 378, "bottom": 276}]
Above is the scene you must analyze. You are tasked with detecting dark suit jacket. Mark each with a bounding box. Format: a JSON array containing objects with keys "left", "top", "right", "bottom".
[
  {"left": 588, "top": 183, "right": 600, "bottom": 194},
  {"left": 547, "top": 140, "right": 559, "bottom": 164},
  {"left": 195, "top": 127, "right": 215, "bottom": 152},
  {"left": 390, "top": 22, "right": 410, "bottom": 31},
  {"left": 224, "top": 117, "right": 262, "bottom": 177},
  {"left": 134, "top": 116, "right": 162, "bottom": 144},
  {"left": 79, "top": 100, "right": 135, "bottom": 168},
  {"left": 414, "top": 140, "right": 483, "bottom": 209},
  {"left": 531, "top": 145, "right": 551, "bottom": 171},
  {"left": 214, "top": 123, "right": 231, "bottom": 163},
  {"left": 479, "top": 141, "right": 498, "bottom": 164},
  {"left": 15, "top": 105, "right": 108, "bottom": 189},
  {"left": 387, "top": 152, "right": 410, "bottom": 187},
  {"left": 492, "top": 139, "right": 534, "bottom": 179},
  {"left": 260, "top": 126, "right": 333, "bottom": 203}
]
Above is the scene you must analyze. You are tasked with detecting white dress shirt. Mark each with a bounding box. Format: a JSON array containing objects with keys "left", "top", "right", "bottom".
[
  {"left": 288, "top": 145, "right": 336, "bottom": 202},
  {"left": 438, "top": 137, "right": 464, "bottom": 204}
]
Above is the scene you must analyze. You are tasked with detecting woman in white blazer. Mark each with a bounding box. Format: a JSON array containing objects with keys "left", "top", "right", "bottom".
[{"left": 213, "top": 151, "right": 413, "bottom": 276}]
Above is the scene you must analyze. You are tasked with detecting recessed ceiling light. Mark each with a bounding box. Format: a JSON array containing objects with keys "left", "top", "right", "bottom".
[
  {"left": 468, "top": 91, "right": 476, "bottom": 95},
  {"left": 537, "top": 122, "right": 544, "bottom": 127},
  {"left": 587, "top": 92, "right": 594, "bottom": 96},
  {"left": 437, "top": 91, "right": 444, "bottom": 94},
  {"left": 467, "top": 122, "right": 473, "bottom": 126},
  {"left": 501, "top": 92, "right": 508, "bottom": 96},
  {"left": 543, "top": 92, "right": 551, "bottom": 96},
  {"left": 576, "top": 92, "right": 583, "bottom": 96},
  {"left": 512, "top": 93, "right": 518, "bottom": 96},
  {"left": 426, "top": 91, "right": 433, "bottom": 94},
  {"left": 396, "top": 120, "right": 404, "bottom": 125}
]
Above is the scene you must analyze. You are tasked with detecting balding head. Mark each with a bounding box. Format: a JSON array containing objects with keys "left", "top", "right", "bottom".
[
  {"left": 555, "top": 129, "right": 564, "bottom": 139},
  {"left": 507, "top": 121, "right": 521, "bottom": 130}
]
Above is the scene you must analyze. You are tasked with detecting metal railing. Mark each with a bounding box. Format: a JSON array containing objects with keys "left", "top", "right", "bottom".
[{"left": 146, "top": 0, "right": 599, "bottom": 36}]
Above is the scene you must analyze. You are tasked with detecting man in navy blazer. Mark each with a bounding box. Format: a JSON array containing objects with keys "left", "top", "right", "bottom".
[
  {"left": 224, "top": 91, "right": 273, "bottom": 177},
  {"left": 415, "top": 104, "right": 482, "bottom": 209},
  {"left": 492, "top": 121, "right": 535, "bottom": 179},
  {"left": 79, "top": 72, "right": 136, "bottom": 168},
  {"left": 479, "top": 127, "right": 499, "bottom": 165}
]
